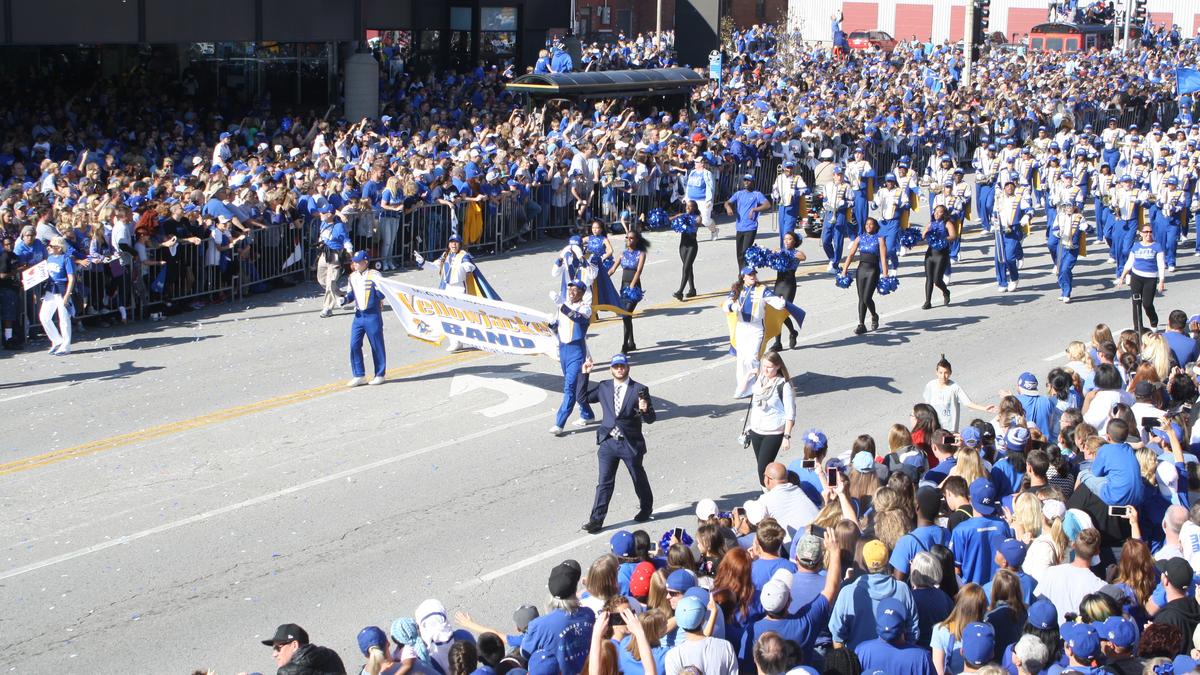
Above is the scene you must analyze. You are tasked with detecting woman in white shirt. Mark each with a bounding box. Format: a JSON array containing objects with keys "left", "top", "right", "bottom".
[
  {"left": 1081, "top": 363, "right": 1133, "bottom": 429},
  {"left": 922, "top": 354, "right": 995, "bottom": 433},
  {"left": 742, "top": 350, "right": 796, "bottom": 485}
]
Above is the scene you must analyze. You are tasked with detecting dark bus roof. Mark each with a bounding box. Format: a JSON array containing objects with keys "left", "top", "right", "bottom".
[
  {"left": 1029, "top": 22, "right": 1116, "bottom": 35},
  {"left": 505, "top": 67, "right": 706, "bottom": 99}
]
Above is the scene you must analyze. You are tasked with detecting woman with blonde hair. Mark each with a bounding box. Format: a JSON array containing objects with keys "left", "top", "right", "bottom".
[
  {"left": 949, "top": 447, "right": 988, "bottom": 486},
  {"left": 618, "top": 608, "right": 669, "bottom": 675},
  {"left": 1023, "top": 490, "right": 1069, "bottom": 583},
  {"left": 581, "top": 554, "right": 625, "bottom": 613},
  {"left": 931, "top": 583, "right": 989, "bottom": 675},
  {"left": 1063, "top": 341, "right": 1095, "bottom": 390},
  {"left": 1139, "top": 332, "right": 1173, "bottom": 381},
  {"left": 645, "top": 569, "right": 671, "bottom": 615},
  {"left": 875, "top": 509, "right": 914, "bottom": 551}
]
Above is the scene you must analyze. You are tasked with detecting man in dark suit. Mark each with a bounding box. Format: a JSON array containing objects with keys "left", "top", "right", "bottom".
[{"left": 579, "top": 353, "right": 656, "bottom": 533}]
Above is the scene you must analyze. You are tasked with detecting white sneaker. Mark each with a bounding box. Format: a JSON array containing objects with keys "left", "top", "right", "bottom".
[
  {"left": 319, "top": 309, "right": 333, "bottom": 318},
  {"left": 1063, "top": 296, "right": 1071, "bottom": 303},
  {"left": 942, "top": 272, "right": 951, "bottom": 283},
  {"left": 1017, "top": 259, "right": 1024, "bottom": 269},
  {"left": 54, "top": 348, "right": 70, "bottom": 356},
  {"left": 1053, "top": 265, "right": 1059, "bottom": 276},
  {"left": 549, "top": 425, "right": 563, "bottom": 436},
  {"left": 347, "top": 376, "right": 365, "bottom": 387},
  {"left": 1009, "top": 279, "right": 1018, "bottom": 291},
  {"left": 997, "top": 284, "right": 1007, "bottom": 292},
  {"left": 572, "top": 417, "right": 593, "bottom": 427},
  {"left": 1167, "top": 265, "right": 1176, "bottom": 272},
  {"left": 48, "top": 343, "right": 61, "bottom": 354},
  {"left": 368, "top": 376, "right": 385, "bottom": 385}
]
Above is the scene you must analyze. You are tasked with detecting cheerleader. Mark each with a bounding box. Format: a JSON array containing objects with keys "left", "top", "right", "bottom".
[
  {"left": 1054, "top": 201, "right": 1088, "bottom": 303},
  {"left": 1119, "top": 224, "right": 1166, "bottom": 328},
  {"left": 611, "top": 229, "right": 649, "bottom": 352},
  {"left": 922, "top": 205, "right": 958, "bottom": 309},
  {"left": 672, "top": 201, "right": 701, "bottom": 301},
  {"left": 991, "top": 179, "right": 1032, "bottom": 292},
  {"left": 840, "top": 217, "right": 889, "bottom": 335},
  {"left": 769, "top": 231, "right": 807, "bottom": 352},
  {"left": 584, "top": 218, "right": 615, "bottom": 267}
]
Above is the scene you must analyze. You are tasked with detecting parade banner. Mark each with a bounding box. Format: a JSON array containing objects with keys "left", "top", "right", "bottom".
[{"left": 376, "top": 279, "right": 557, "bottom": 357}]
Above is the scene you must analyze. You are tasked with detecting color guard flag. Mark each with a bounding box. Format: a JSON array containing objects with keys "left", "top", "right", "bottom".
[{"left": 1178, "top": 67, "right": 1200, "bottom": 95}]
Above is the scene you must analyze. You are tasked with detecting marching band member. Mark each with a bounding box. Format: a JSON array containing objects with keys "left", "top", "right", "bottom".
[
  {"left": 1157, "top": 175, "right": 1185, "bottom": 271},
  {"left": 973, "top": 143, "right": 1000, "bottom": 232},
  {"left": 1053, "top": 202, "right": 1089, "bottom": 303},
  {"left": 845, "top": 146, "right": 875, "bottom": 234},
  {"left": 922, "top": 205, "right": 958, "bottom": 309},
  {"left": 870, "top": 173, "right": 906, "bottom": 270},
  {"left": 550, "top": 235, "right": 588, "bottom": 304},
  {"left": 1109, "top": 175, "right": 1144, "bottom": 281},
  {"left": 991, "top": 179, "right": 1032, "bottom": 292},
  {"left": 1100, "top": 118, "right": 1124, "bottom": 170},
  {"left": 822, "top": 167, "right": 853, "bottom": 270},
  {"left": 549, "top": 280, "right": 595, "bottom": 435},
  {"left": 724, "top": 266, "right": 804, "bottom": 398},
  {"left": 414, "top": 234, "right": 501, "bottom": 351},
  {"left": 315, "top": 204, "right": 353, "bottom": 318},
  {"left": 950, "top": 168, "right": 972, "bottom": 262},
  {"left": 924, "top": 154, "right": 955, "bottom": 210},
  {"left": 1047, "top": 170, "right": 1082, "bottom": 270},
  {"left": 1092, "top": 162, "right": 1115, "bottom": 247},
  {"left": 840, "top": 216, "right": 890, "bottom": 335},
  {"left": 341, "top": 251, "right": 386, "bottom": 387},
  {"left": 771, "top": 161, "right": 809, "bottom": 248}
]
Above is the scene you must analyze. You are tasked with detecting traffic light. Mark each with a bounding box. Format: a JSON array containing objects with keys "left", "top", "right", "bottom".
[
  {"left": 1132, "top": 0, "right": 1147, "bottom": 26},
  {"left": 970, "top": 0, "right": 991, "bottom": 60}
]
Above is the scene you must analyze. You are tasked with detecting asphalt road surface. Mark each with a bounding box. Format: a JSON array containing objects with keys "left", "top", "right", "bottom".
[{"left": 2, "top": 203, "right": 1197, "bottom": 673}]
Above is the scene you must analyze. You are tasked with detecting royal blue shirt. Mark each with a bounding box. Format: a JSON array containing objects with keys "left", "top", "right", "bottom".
[
  {"left": 951, "top": 515, "right": 1014, "bottom": 586},
  {"left": 750, "top": 557, "right": 797, "bottom": 591},
  {"left": 729, "top": 189, "right": 768, "bottom": 231},
  {"left": 1016, "top": 393, "right": 1060, "bottom": 439},
  {"left": 520, "top": 608, "right": 595, "bottom": 658},
  {"left": 1092, "top": 442, "right": 1145, "bottom": 506},
  {"left": 854, "top": 639, "right": 937, "bottom": 675},
  {"left": 889, "top": 525, "right": 950, "bottom": 574}
]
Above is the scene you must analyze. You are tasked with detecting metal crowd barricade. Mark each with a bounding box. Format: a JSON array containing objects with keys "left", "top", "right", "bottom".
[{"left": 237, "top": 220, "right": 306, "bottom": 294}]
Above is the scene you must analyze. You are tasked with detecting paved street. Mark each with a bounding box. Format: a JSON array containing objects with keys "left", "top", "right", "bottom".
[{"left": 2, "top": 207, "right": 1197, "bottom": 673}]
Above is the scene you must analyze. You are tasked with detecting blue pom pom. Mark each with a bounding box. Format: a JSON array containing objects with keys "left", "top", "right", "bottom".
[
  {"left": 671, "top": 214, "right": 697, "bottom": 234},
  {"left": 926, "top": 231, "right": 949, "bottom": 250},
  {"left": 621, "top": 286, "right": 644, "bottom": 304},
  {"left": 660, "top": 529, "right": 693, "bottom": 552},
  {"left": 768, "top": 250, "right": 798, "bottom": 272},
  {"left": 744, "top": 245, "right": 771, "bottom": 269},
  {"left": 648, "top": 208, "right": 670, "bottom": 230},
  {"left": 877, "top": 275, "right": 899, "bottom": 295},
  {"left": 835, "top": 272, "right": 853, "bottom": 288},
  {"left": 899, "top": 226, "right": 923, "bottom": 248}
]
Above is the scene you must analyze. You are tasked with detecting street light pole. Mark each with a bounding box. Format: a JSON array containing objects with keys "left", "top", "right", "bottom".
[
  {"left": 964, "top": 0, "right": 975, "bottom": 88},
  {"left": 1122, "top": 0, "right": 1132, "bottom": 52},
  {"left": 657, "top": 0, "right": 662, "bottom": 33}
]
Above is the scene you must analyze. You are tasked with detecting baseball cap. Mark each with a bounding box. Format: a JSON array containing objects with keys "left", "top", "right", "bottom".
[
  {"left": 760, "top": 577, "right": 792, "bottom": 614},
  {"left": 351, "top": 250, "right": 368, "bottom": 263},
  {"left": 567, "top": 280, "right": 586, "bottom": 290},
  {"left": 1004, "top": 427, "right": 1030, "bottom": 452},
  {"left": 961, "top": 622, "right": 995, "bottom": 665},
  {"left": 667, "top": 568, "right": 698, "bottom": 592},
  {"left": 1134, "top": 380, "right": 1157, "bottom": 398},
  {"left": 675, "top": 595, "right": 707, "bottom": 631},
  {"left": 513, "top": 604, "right": 540, "bottom": 632},
  {"left": 1017, "top": 372, "right": 1039, "bottom": 393},
  {"left": 803, "top": 429, "right": 828, "bottom": 451},
  {"left": 548, "top": 561, "right": 581, "bottom": 599},
  {"left": 695, "top": 498, "right": 718, "bottom": 520},
  {"left": 916, "top": 486, "right": 942, "bottom": 520},
  {"left": 863, "top": 540, "right": 889, "bottom": 573},
  {"left": 742, "top": 499, "right": 767, "bottom": 525},
  {"left": 740, "top": 266, "right": 758, "bottom": 276},
  {"left": 997, "top": 538, "right": 1028, "bottom": 568},
  {"left": 794, "top": 534, "right": 824, "bottom": 567},
  {"left": 852, "top": 451, "right": 875, "bottom": 473},
  {"left": 358, "top": 626, "right": 388, "bottom": 656},
  {"left": 629, "top": 562, "right": 655, "bottom": 598},
  {"left": 960, "top": 426, "right": 982, "bottom": 448},
  {"left": 610, "top": 353, "right": 629, "bottom": 367},
  {"left": 262, "top": 623, "right": 309, "bottom": 646},
  {"left": 609, "top": 530, "right": 634, "bottom": 557},
  {"left": 1028, "top": 598, "right": 1057, "bottom": 629},
  {"left": 447, "top": 234, "right": 462, "bottom": 243},
  {"left": 1100, "top": 616, "right": 1138, "bottom": 649},
  {"left": 970, "top": 478, "right": 998, "bottom": 515},
  {"left": 742, "top": 173, "right": 754, "bottom": 181},
  {"left": 1064, "top": 622, "right": 1101, "bottom": 660},
  {"left": 1161, "top": 557, "right": 1193, "bottom": 589},
  {"left": 875, "top": 597, "right": 908, "bottom": 641}
]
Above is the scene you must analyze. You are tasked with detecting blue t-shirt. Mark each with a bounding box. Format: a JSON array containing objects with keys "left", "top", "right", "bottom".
[
  {"left": 990, "top": 457, "right": 1026, "bottom": 497},
  {"left": 730, "top": 189, "right": 767, "bottom": 231},
  {"left": 520, "top": 608, "right": 595, "bottom": 657},
  {"left": 750, "top": 557, "right": 797, "bottom": 590},
  {"left": 890, "top": 525, "right": 951, "bottom": 574},
  {"left": 1130, "top": 241, "right": 1162, "bottom": 275},
  {"left": 788, "top": 570, "right": 827, "bottom": 613},
  {"left": 951, "top": 515, "right": 1014, "bottom": 586},
  {"left": 615, "top": 635, "right": 668, "bottom": 675},
  {"left": 1163, "top": 331, "right": 1199, "bottom": 368},
  {"left": 855, "top": 638, "right": 937, "bottom": 675},
  {"left": 742, "top": 595, "right": 831, "bottom": 666},
  {"left": 981, "top": 570, "right": 1037, "bottom": 606},
  {"left": 1092, "top": 442, "right": 1146, "bottom": 506},
  {"left": 1016, "top": 393, "right": 1059, "bottom": 439},
  {"left": 911, "top": 587, "right": 954, "bottom": 647}
]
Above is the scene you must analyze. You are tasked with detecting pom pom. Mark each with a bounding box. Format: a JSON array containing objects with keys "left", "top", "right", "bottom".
[
  {"left": 620, "top": 285, "right": 644, "bottom": 304},
  {"left": 926, "top": 230, "right": 949, "bottom": 250},
  {"left": 835, "top": 272, "right": 854, "bottom": 288},
  {"left": 877, "top": 275, "right": 900, "bottom": 295},
  {"left": 768, "top": 249, "right": 799, "bottom": 273},
  {"left": 744, "top": 245, "right": 772, "bottom": 269},
  {"left": 671, "top": 214, "right": 697, "bottom": 234},
  {"left": 647, "top": 208, "right": 670, "bottom": 230},
  {"left": 899, "top": 226, "right": 923, "bottom": 248}
]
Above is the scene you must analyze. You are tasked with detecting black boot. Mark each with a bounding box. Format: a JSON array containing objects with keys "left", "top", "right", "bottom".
[{"left": 788, "top": 330, "right": 798, "bottom": 350}]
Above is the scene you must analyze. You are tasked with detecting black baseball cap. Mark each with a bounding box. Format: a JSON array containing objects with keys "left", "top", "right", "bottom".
[{"left": 262, "top": 623, "right": 309, "bottom": 646}]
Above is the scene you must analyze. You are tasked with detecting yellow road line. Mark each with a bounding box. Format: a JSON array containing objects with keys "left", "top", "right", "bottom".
[{"left": 0, "top": 350, "right": 485, "bottom": 477}]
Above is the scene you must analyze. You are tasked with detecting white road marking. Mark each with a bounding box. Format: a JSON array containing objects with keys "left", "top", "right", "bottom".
[
  {"left": 0, "top": 384, "right": 73, "bottom": 404},
  {"left": 449, "top": 374, "right": 548, "bottom": 417},
  {"left": 1043, "top": 350, "right": 1067, "bottom": 361},
  {"left": 0, "top": 274, "right": 1013, "bottom": 581}
]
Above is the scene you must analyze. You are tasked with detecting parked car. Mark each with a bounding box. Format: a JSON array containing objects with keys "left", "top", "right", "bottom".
[{"left": 847, "top": 30, "right": 898, "bottom": 52}]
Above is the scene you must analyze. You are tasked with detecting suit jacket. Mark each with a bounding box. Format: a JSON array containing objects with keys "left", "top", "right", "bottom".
[{"left": 581, "top": 375, "right": 656, "bottom": 453}]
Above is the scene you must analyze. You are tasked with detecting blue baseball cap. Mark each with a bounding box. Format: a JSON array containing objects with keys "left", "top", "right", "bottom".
[
  {"left": 1028, "top": 598, "right": 1057, "bottom": 629},
  {"left": 316, "top": 203, "right": 332, "bottom": 213},
  {"left": 997, "top": 538, "right": 1028, "bottom": 568},
  {"left": 351, "top": 250, "right": 368, "bottom": 263},
  {"left": 960, "top": 427, "right": 982, "bottom": 448},
  {"left": 740, "top": 266, "right": 758, "bottom": 276},
  {"left": 567, "top": 280, "right": 586, "bottom": 290},
  {"left": 447, "top": 234, "right": 462, "bottom": 243},
  {"left": 568, "top": 235, "right": 582, "bottom": 246},
  {"left": 610, "top": 530, "right": 634, "bottom": 557},
  {"left": 875, "top": 597, "right": 908, "bottom": 641},
  {"left": 1064, "top": 622, "right": 1101, "bottom": 660},
  {"left": 969, "top": 478, "right": 998, "bottom": 515},
  {"left": 610, "top": 353, "right": 629, "bottom": 367},
  {"left": 1017, "top": 372, "right": 1038, "bottom": 392},
  {"left": 1100, "top": 616, "right": 1138, "bottom": 650},
  {"left": 1003, "top": 427, "right": 1030, "bottom": 452},
  {"left": 675, "top": 595, "right": 706, "bottom": 630},
  {"left": 802, "top": 428, "right": 828, "bottom": 451},
  {"left": 667, "top": 568, "right": 697, "bottom": 592},
  {"left": 961, "top": 622, "right": 995, "bottom": 665},
  {"left": 357, "top": 626, "right": 388, "bottom": 656}
]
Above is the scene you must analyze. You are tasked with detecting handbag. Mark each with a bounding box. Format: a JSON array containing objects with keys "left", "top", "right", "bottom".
[{"left": 736, "top": 398, "right": 754, "bottom": 448}]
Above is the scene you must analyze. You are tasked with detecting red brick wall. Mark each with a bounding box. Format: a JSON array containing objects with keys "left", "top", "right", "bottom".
[
  {"left": 949, "top": 5, "right": 965, "bottom": 42},
  {"left": 1148, "top": 11, "right": 1173, "bottom": 28},
  {"left": 894, "top": 3, "right": 934, "bottom": 41},
  {"left": 841, "top": 2, "right": 880, "bottom": 32},
  {"left": 726, "top": 0, "right": 788, "bottom": 29},
  {"left": 1007, "top": 7, "right": 1045, "bottom": 40}
]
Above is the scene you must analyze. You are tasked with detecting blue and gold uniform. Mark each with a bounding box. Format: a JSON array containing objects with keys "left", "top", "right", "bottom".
[
  {"left": 550, "top": 280, "right": 595, "bottom": 433},
  {"left": 342, "top": 251, "right": 386, "bottom": 385}
]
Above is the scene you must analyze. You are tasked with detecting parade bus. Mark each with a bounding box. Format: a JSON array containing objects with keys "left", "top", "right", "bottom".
[{"left": 1027, "top": 22, "right": 1131, "bottom": 52}]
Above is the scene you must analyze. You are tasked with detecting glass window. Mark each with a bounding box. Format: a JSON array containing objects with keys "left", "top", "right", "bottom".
[
  {"left": 1065, "top": 38, "right": 1078, "bottom": 51},
  {"left": 1046, "top": 37, "right": 1062, "bottom": 51},
  {"left": 481, "top": 32, "right": 516, "bottom": 58},
  {"left": 451, "top": 6, "right": 472, "bottom": 31},
  {"left": 419, "top": 30, "right": 442, "bottom": 51},
  {"left": 1031, "top": 37, "right": 1043, "bottom": 49},
  {"left": 481, "top": 7, "right": 517, "bottom": 31}
]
